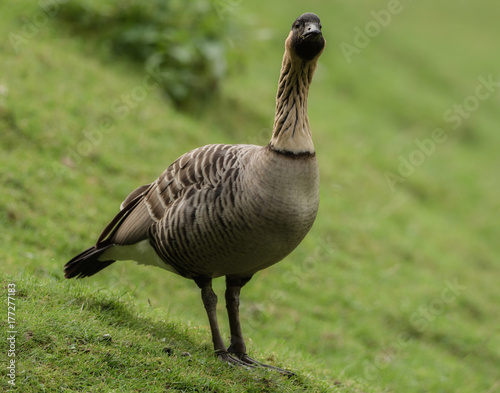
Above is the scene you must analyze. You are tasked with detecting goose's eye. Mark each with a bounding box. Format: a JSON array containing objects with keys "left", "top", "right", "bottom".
[{"left": 294, "top": 22, "right": 300, "bottom": 29}]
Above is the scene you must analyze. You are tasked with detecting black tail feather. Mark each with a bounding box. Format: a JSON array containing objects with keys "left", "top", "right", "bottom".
[{"left": 64, "top": 244, "right": 116, "bottom": 279}]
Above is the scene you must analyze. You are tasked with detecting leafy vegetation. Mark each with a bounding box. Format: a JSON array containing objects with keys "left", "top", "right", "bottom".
[
  {"left": 55, "top": 0, "right": 237, "bottom": 108},
  {"left": 1, "top": 0, "right": 499, "bottom": 392}
]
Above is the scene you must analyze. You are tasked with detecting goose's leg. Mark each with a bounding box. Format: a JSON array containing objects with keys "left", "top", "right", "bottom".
[
  {"left": 194, "top": 277, "right": 252, "bottom": 368},
  {"left": 225, "top": 276, "right": 251, "bottom": 356},
  {"left": 225, "top": 276, "right": 295, "bottom": 375}
]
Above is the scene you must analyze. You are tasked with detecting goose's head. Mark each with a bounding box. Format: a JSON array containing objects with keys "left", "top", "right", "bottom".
[{"left": 286, "top": 13, "right": 325, "bottom": 62}]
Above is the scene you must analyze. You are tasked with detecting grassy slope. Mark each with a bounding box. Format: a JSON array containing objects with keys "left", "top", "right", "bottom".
[
  {"left": 1, "top": 272, "right": 341, "bottom": 392},
  {"left": 1, "top": 0, "right": 499, "bottom": 392}
]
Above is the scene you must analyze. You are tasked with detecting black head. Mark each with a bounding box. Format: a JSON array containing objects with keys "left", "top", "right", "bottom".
[{"left": 288, "top": 13, "right": 325, "bottom": 61}]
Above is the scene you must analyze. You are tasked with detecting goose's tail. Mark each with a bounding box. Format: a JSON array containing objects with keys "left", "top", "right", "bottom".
[{"left": 64, "top": 244, "right": 116, "bottom": 279}]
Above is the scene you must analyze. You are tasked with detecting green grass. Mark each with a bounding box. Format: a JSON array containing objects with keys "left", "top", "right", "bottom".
[
  {"left": 1, "top": 272, "right": 344, "bottom": 392},
  {"left": 1, "top": 0, "right": 500, "bottom": 392}
]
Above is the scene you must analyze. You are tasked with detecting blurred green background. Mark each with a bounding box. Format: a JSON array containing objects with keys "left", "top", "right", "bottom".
[{"left": 1, "top": 0, "right": 499, "bottom": 392}]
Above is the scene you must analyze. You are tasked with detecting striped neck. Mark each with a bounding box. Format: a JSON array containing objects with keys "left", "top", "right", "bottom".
[{"left": 269, "top": 49, "right": 318, "bottom": 155}]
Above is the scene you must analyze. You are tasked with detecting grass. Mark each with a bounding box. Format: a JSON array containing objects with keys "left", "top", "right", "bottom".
[
  {"left": 1, "top": 0, "right": 500, "bottom": 392},
  {"left": 1, "top": 272, "right": 344, "bottom": 392}
]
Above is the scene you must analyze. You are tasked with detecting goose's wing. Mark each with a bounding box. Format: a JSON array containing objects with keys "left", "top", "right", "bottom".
[{"left": 95, "top": 144, "right": 249, "bottom": 247}]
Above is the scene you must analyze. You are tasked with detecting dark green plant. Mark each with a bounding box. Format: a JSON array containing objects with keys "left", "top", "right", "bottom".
[{"left": 56, "top": 0, "right": 236, "bottom": 109}]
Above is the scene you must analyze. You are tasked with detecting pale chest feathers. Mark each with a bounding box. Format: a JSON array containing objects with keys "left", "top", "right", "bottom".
[
  {"left": 157, "top": 147, "right": 319, "bottom": 278},
  {"left": 243, "top": 148, "right": 320, "bottom": 236}
]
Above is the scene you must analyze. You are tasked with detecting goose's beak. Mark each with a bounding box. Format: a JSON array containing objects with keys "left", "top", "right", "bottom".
[{"left": 302, "top": 22, "right": 322, "bottom": 40}]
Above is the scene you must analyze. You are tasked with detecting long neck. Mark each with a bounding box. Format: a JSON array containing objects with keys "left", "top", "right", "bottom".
[{"left": 269, "top": 51, "right": 318, "bottom": 154}]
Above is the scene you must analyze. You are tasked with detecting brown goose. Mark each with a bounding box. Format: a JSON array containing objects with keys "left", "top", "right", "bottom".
[{"left": 65, "top": 12, "right": 325, "bottom": 372}]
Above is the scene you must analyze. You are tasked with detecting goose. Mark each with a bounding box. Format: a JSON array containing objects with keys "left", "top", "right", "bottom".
[{"left": 65, "top": 12, "right": 325, "bottom": 373}]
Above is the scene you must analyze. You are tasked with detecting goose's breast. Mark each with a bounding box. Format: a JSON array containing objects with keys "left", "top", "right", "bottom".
[{"left": 149, "top": 150, "right": 319, "bottom": 278}]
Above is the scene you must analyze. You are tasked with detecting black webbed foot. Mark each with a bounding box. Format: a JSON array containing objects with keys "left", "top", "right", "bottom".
[{"left": 229, "top": 351, "right": 295, "bottom": 376}]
